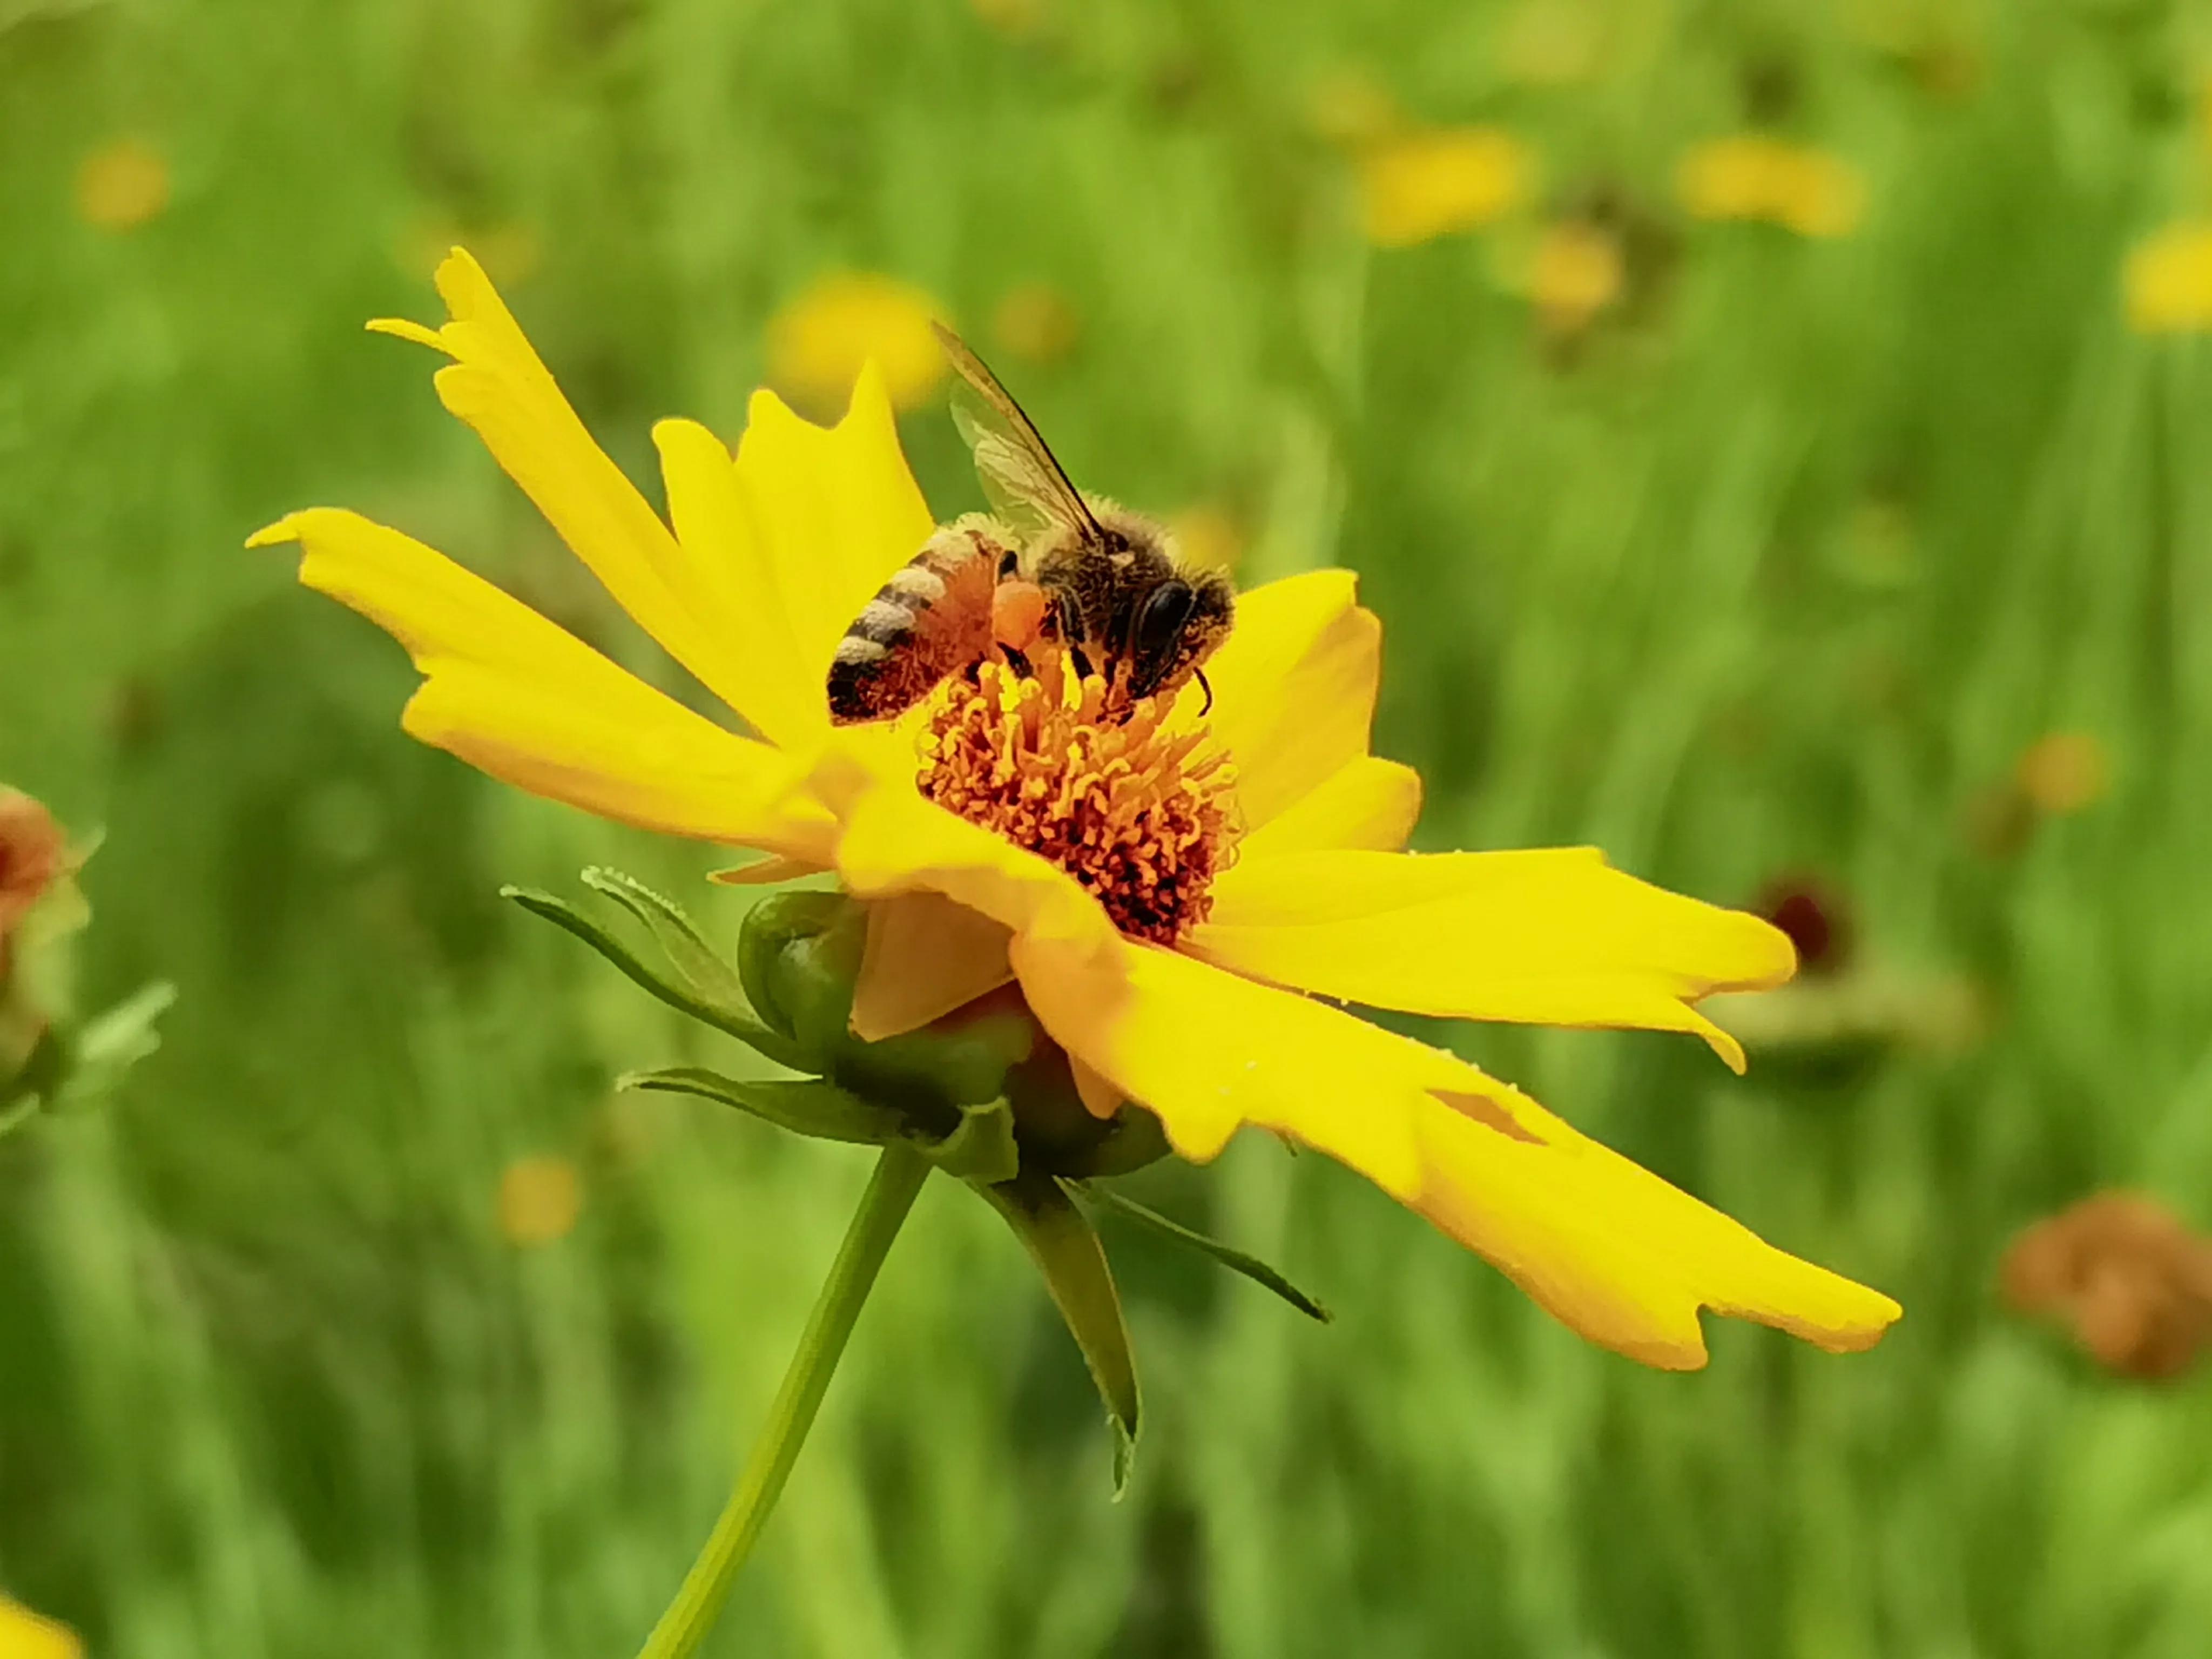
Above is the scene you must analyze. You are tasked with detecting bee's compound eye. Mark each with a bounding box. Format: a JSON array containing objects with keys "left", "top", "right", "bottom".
[{"left": 1133, "top": 579, "right": 1196, "bottom": 659}]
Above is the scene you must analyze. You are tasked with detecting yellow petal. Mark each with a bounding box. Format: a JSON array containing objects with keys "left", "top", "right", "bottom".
[
  {"left": 371, "top": 249, "right": 771, "bottom": 723},
  {"left": 1203, "top": 569, "right": 1386, "bottom": 833},
  {"left": 1010, "top": 930, "right": 1450, "bottom": 1196},
  {"left": 852, "top": 891, "right": 1014, "bottom": 1041},
  {"left": 731, "top": 363, "right": 938, "bottom": 700},
  {"left": 1413, "top": 1089, "right": 1900, "bottom": 1369},
  {"left": 1189, "top": 847, "right": 1793, "bottom": 1072},
  {"left": 1237, "top": 756, "right": 1424, "bottom": 857},
  {"left": 251, "top": 509, "right": 833, "bottom": 858},
  {"left": 652, "top": 416, "right": 828, "bottom": 749},
  {"left": 1013, "top": 930, "right": 1897, "bottom": 1368},
  {"left": 825, "top": 772, "right": 1118, "bottom": 959},
  {"left": 0, "top": 1596, "right": 82, "bottom": 1659}
]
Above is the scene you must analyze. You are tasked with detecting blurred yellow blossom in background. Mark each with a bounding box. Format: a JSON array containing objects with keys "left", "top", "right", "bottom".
[
  {"left": 1677, "top": 136, "right": 1866, "bottom": 238},
  {"left": 497, "top": 1154, "right": 583, "bottom": 1247},
  {"left": 0, "top": 1596, "right": 81, "bottom": 1659},
  {"left": 394, "top": 219, "right": 542, "bottom": 287},
  {"left": 1524, "top": 219, "right": 1625, "bottom": 332},
  {"left": 1360, "top": 127, "right": 1534, "bottom": 247},
  {"left": 2017, "top": 731, "right": 2109, "bottom": 815},
  {"left": 1166, "top": 503, "right": 1245, "bottom": 573},
  {"left": 2125, "top": 222, "right": 2212, "bottom": 333},
  {"left": 1497, "top": 0, "right": 1608, "bottom": 86},
  {"left": 766, "top": 272, "right": 949, "bottom": 415},
  {"left": 991, "top": 281, "right": 1082, "bottom": 365},
  {"left": 73, "top": 136, "right": 169, "bottom": 231}
]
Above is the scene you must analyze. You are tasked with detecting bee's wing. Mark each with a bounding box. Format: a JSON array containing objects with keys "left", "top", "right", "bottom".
[{"left": 934, "top": 323, "right": 1101, "bottom": 547}]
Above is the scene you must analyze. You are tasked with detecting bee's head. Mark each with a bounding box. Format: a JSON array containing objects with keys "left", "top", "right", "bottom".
[{"left": 1125, "top": 567, "right": 1235, "bottom": 704}]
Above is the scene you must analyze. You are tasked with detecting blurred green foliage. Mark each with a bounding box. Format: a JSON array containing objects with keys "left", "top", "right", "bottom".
[{"left": 9, "top": 0, "right": 2212, "bottom": 1653}]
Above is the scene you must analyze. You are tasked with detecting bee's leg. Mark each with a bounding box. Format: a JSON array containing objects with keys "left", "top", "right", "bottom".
[{"left": 1001, "top": 644, "right": 1035, "bottom": 679}]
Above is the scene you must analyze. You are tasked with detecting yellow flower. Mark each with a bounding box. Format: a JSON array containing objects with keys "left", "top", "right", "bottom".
[
  {"left": 0, "top": 1596, "right": 81, "bottom": 1659},
  {"left": 2125, "top": 222, "right": 2212, "bottom": 334},
  {"left": 75, "top": 137, "right": 170, "bottom": 232},
  {"left": 1522, "top": 219, "right": 1624, "bottom": 332},
  {"left": 765, "top": 272, "right": 949, "bottom": 416},
  {"left": 252, "top": 248, "right": 1901, "bottom": 1370},
  {"left": 1676, "top": 136, "right": 1866, "bottom": 238},
  {"left": 498, "top": 1154, "right": 583, "bottom": 1245},
  {"left": 1360, "top": 127, "right": 1534, "bottom": 249}
]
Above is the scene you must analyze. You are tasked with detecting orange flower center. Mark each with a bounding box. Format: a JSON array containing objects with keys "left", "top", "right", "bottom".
[{"left": 917, "top": 647, "right": 1237, "bottom": 945}]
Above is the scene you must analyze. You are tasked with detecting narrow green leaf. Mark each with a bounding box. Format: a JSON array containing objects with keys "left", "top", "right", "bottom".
[
  {"left": 581, "top": 867, "right": 753, "bottom": 1012},
  {"left": 618, "top": 1067, "right": 899, "bottom": 1145},
  {"left": 911, "top": 1097, "right": 1020, "bottom": 1184},
  {"left": 501, "top": 885, "right": 804, "bottom": 1070},
  {"left": 982, "top": 1172, "right": 1141, "bottom": 1494},
  {"left": 1083, "top": 1184, "right": 1332, "bottom": 1324}
]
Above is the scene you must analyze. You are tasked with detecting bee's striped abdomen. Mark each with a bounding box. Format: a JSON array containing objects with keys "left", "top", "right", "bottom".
[{"left": 827, "top": 524, "right": 1002, "bottom": 724}]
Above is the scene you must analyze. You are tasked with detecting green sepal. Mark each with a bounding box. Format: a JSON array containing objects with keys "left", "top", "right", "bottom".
[
  {"left": 982, "top": 1171, "right": 1141, "bottom": 1495},
  {"left": 501, "top": 882, "right": 804, "bottom": 1070},
  {"left": 1082, "top": 1184, "right": 1332, "bottom": 1324},
  {"left": 582, "top": 867, "right": 754, "bottom": 1018},
  {"left": 739, "top": 892, "right": 1036, "bottom": 1114},
  {"left": 617, "top": 1067, "right": 902, "bottom": 1145},
  {"left": 912, "top": 1097, "right": 1020, "bottom": 1184}
]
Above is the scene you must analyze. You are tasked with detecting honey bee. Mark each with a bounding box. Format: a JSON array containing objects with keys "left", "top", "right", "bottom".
[{"left": 826, "top": 325, "right": 1234, "bottom": 726}]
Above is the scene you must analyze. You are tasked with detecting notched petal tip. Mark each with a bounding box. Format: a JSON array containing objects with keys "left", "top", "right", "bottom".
[
  {"left": 365, "top": 316, "right": 449, "bottom": 351},
  {"left": 243, "top": 514, "right": 304, "bottom": 550}
]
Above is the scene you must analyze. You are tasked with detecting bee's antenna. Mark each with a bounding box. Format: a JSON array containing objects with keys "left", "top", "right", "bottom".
[{"left": 1195, "top": 666, "right": 1214, "bottom": 717}]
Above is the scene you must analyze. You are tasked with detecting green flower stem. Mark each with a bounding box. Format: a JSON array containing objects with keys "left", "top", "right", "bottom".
[{"left": 636, "top": 1141, "right": 931, "bottom": 1659}]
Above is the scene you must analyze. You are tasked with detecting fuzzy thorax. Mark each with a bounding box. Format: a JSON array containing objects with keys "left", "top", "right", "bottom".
[{"left": 917, "top": 647, "right": 1238, "bottom": 945}]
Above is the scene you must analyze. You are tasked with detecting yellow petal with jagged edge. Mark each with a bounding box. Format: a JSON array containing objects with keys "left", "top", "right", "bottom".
[
  {"left": 1187, "top": 847, "right": 1793, "bottom": 1073},
  {"left": 1201, "top": 569, "right": 1388, "bottom": 835},
  {"left": 369, "top": 249, "right": 768, "bottom": 723},
  {"left": 249, "top": 509, "right": 833, "bottom": 858},
  {"left": 729, "top": 369, "right": 938, "bottom": 703},
  {"left": 1010, "top": 929, "right": 1898, "bottom": 1368}
]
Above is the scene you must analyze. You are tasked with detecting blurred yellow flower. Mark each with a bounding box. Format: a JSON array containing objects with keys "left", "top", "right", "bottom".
[
  {"left": 1360, "top": 127, "right": 1534, "bottom": 248},
  {"left": 990, "top": 281, "right": 1082, "bottom": 365},
  {"left": 1525, "top": 219, "right": 1624, "bottom": 331},
  {"left": 766, "top": 272, "right": 949, "bottom": 415},
  {"left": 0, "top": 1596, "right": 80, "bottom": 1659},
  {"left": 498, "top": 1154, "right": 582, "bottom": 1246},
  {"left": 1676, "top": 136, "right": 1866, "bottom": 238},
  {"left": 255, "top": 247, "right": 1901, "bottom": 1370},
  {"left": 2125, "top": 222, "right": 2212, "bottom": 334},
  {"left": 2017, "top": 731, "right": 2109, "bottom": 814},
  {"left": 1498, "top": 0, "right": 1607, "bottom": 87},
  {"left": 74, "top": 137, "right": 169, "bottom": 231},
  {"left": 1166, "top": 503, "right": 1245, "bottom": 574}
]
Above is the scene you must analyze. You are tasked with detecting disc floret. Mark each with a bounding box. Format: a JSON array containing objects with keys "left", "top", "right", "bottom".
[{"left": 918, "top": 648, "right": 1237, "bottom": 945}]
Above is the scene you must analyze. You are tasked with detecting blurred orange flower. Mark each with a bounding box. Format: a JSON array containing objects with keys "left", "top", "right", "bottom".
[
  {"left": 1360, "top": 127, "right": 1534, "bottom": 248},
  {"left": 2016, "top": 730, "right": 2109, "bottom": 815},
  {"left": 0, "top": 791, "right": 65, "bottom": 940},
  {"left": 1677, "top": 136, "right": 1866, "bottom": 238},
  {"left": 766, "top": 273, "right": 949, "bottom": 416},
  {"left": 2004, "top": 1193, "right": 2212, "bottom": 1380},
  {"left": 75, "top": 137, "right": 170, "bottom": 231}
]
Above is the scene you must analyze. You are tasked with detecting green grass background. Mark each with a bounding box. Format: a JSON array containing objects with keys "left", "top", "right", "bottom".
[{"left": 9, "top": 0, "right": 2212, "bottom": 1653}]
